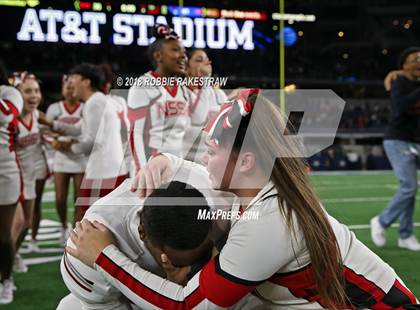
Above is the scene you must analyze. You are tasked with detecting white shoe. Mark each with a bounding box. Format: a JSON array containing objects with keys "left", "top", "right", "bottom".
[
  {"left": 60, "top": 226, "right": 72, "bottom": 244},
  {"left": 370, "top": 216, "right": 386, "bottom": 247},
  {"left": 0, "top": 279, "right": 14, "bottom": 304},
  {"left": 9, "top": 278, "right": 16, "bottom": 291},
  {"left": 13, "top": 254, "right": 28, "bottom": 273},
  {"left": 398, "top": 235, "right": 420, "bottom": 251},
  {"left": 27, "top": 240, "right": 40, "bottom": 253}
]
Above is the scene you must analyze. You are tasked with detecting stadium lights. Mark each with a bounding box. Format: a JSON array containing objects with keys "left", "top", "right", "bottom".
[
  {"left": 0, "top": 0, "right": 39, "bottom": 7},
  {"left": 121, "top": 4, "right": 136, "bottom": 13},
  {"left": 284, "top": 84, "right": 297, "bottom": 92},
  {"left": 92, "top": 2, "right": 102, "bottom": 11},
  {"left": 272, "top": 13, "right": 316, "bottom": 23}
]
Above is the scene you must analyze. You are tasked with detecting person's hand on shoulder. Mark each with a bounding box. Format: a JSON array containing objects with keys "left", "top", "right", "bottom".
[
  {"left": 131, "top": 154, "right": 173, "bottom": 198},
  {"left": 66, "top": 220, "right": 115, "bottom": 268}
]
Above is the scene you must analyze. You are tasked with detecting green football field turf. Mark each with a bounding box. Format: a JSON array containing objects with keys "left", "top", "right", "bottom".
[{"left": 3, "top": 172, "right": 420, "bottom": 309}]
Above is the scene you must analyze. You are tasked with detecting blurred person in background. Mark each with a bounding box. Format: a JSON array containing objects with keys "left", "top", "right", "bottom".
[
  {"left": 127, "top": 24, "right": 192, "bottom": 172},
  {"left": 183, "top": 49, "right": 227, "bottom": 161},
  {"left": 39, "top": 63, "right": 127, "bottom": 222},
  {"left": 11, "top": 72, "right": 48, "bottom": 273},
  {"left": 98, "top": 64, "right": 132, "bottom": 176},
  {"left": 371, "top": 47, "right": 420, "bottom": 251},
  {"left": 45, "top": 75, "right": 86, "bottom": 242},
  {"left": 0, "top": 62, "right": 23, "bottom": 305}
]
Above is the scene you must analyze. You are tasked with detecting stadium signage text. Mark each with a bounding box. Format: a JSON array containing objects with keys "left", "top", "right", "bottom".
[{"left": 16, "top": 8, "right": 255, "bottom": 50}]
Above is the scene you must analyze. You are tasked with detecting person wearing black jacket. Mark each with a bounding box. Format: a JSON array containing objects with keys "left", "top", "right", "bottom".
[{"left": 371, "top": 47, "right": 420, "bottom": 251}]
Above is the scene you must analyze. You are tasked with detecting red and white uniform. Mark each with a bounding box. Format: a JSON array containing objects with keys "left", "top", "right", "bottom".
[
  {"left": 16, "top": 110, "right": 47, "bottom": 200},
  {"left": 127, "top": 71, "right": 193, "bottom": 172},
  {"left": 59, "top": 162, "right": 230, "bottom": 310},
  {"left": 46, "top": 100, "right": 86, "bottom": 173},
  {"left": 107, "top": 93, "right": 133, "bottom": 176},
  {"left": 92, "top": 155, "right": 419, "bottom": 310},
  {"left": 183, "top": 87, "right": 227, "bottom": 161},
  {"left": 0, "top": 85, "right": 23, "bottom": 205},
  {"left": 60, "top": 179, "right": 160, "bottom": 310},
  {"left": 53, "top": 92, "right": 128, "bottom": 213}
]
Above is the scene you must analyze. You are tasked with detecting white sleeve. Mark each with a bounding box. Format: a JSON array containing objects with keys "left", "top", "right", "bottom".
[
  {"left": 46, "top": 102, "right": 61, "bottom": 120},
  {"left": 0, "top": 100, "right": 13, "bottom": 126},
  {"left": 0, "top": 86, "right": 23, "bottom": 113},
  {"left": 95, "top": 245, "right": 227, "bottom": 310},
  {"left": 53, "top": 120, "right": 83, "bottom": 137},
  {"left": 214, "top": 89, "right": 227, "bottom": 104},
  {"left": 70, "top": 99, "right": 105, "bottom": 155},
  {"left": 93, "top": 208, "right": 290, "bottom": 310},
  {"left": 189, "top": 88, "right": 209, "bottom": 126},
  {"left": 127, "top": 87, "right": 160, "bottom": 170}
]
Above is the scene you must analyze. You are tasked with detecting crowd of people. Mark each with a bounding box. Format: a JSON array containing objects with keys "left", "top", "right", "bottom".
[
  {"left": 0, "top": 24, "right": 227, "bottom": 305},
  {"left": 0, "top": 24, "right": 419, "bottom": 309}
]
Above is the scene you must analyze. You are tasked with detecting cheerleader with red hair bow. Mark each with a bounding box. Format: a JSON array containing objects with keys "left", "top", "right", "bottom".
[{"left": 127, "top": 24, "right": 195, "bottom": 173}]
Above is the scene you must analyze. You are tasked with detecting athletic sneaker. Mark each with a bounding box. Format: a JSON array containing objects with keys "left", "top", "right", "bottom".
[
  {"left": 60, "top": 226, "right": 72, "bottom": 244},
  {"left": 9, "top": 278, "right": 16, "bottom": 291},
  {"left": 398, "top": 235, "right": 420, "bottom": 251},
  {"left": 13, "top": 254, "right": 28, "bottom": 273},
  {"left": 27, "top": 239, "right": 40, "bottom": 253},
  {"left": 0, "top": 279, "right": 14, "bottom": 304},
  {"left": 370, "top": 216, "right": 386, "bottom": 247}
]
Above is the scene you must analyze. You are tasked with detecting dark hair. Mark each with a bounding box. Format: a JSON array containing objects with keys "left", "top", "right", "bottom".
[
  {"left": 97, "top": 63, "right": 113, "bottom": 85},
  {"left": 70, "top": 63, "right": 104, "bottom": 91},
  {"left": 141, "top": 181, "right": 210, "bottom": 250},
  {"left": 397, "top": 46, "right": 420, "bottom": 69},
  {"left": 0, "top": 59, "right": 8, "bottom": 85},
  {"left": 188, "top": 48, "right": 205, "bottom": 59},
  {"left": 147, "top": 24, "right": 179, "bottom": 68},
  {"left": 148, "top": 39, "right": 165, "bottom": 69}
]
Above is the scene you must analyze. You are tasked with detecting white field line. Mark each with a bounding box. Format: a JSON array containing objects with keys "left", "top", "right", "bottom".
[
  {"left": 19, "top": 248, "right": 63, "bottom": 254},
  {"left": 323, "top": 196, "right": 420, "bottom": 203},
  {"left": 311, "top": 170, "right": 420, "bottom": 177},
  {"left": 349, "top": 222, "right": 420, "bottom": 230},
  {"left": 315, "top": 184, "right": 398, "bottom": 191},
  {"left": 23, "top": 255, "right": 62, "bottom": 265}
]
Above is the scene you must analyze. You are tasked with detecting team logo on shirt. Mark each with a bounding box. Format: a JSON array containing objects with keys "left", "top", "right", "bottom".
[
  {"left": 18, "top": 133, "right": 39, "bottom": 147},
  {"left": 58, "top": 116, "right": 80, "bottom": 125},
  {"left": 157, "top": 101, "right": 189, "bottom": 118}
]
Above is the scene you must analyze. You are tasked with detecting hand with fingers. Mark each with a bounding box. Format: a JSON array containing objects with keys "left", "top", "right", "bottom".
[
  {"left": 66, "top": 219, "right": 115, "bottom": 268},
  {"left": 160, "top": 254, "right": 191, "bottom": 286},
  {"left": 38, "top": 110, "right": 54, "bottom": 128},
  {"left": 52, "top": 139, "right": 77, "bottom": 152},
  {"left": 130, "top": 154, "right": 173, "bottom": 198},
  {"left": 384, "top": 70, "right": 404, "bottom": 91}
]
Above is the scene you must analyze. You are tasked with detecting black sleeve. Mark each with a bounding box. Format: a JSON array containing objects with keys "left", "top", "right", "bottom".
[{"left": 390, "top": 77, "right": 420, "bottom": 116}]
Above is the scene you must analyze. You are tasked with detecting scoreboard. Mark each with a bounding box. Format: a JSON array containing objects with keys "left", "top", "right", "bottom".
[{"left": 0, "top": 0, "right": 315, "bottom": 50}]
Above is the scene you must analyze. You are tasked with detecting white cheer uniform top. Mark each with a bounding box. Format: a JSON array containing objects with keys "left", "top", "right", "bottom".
[
  {"left": 0, "top": 86, "right": 23, "bottom": 204},
  {"left": 127, "top": 71, "right": 193, "bottom": 172},
  {"left": 53, "top": 92, "right": 127, "bottom": 179},
  {"left": 46, "top": 100, "right": 86, "bottom": 173}
]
